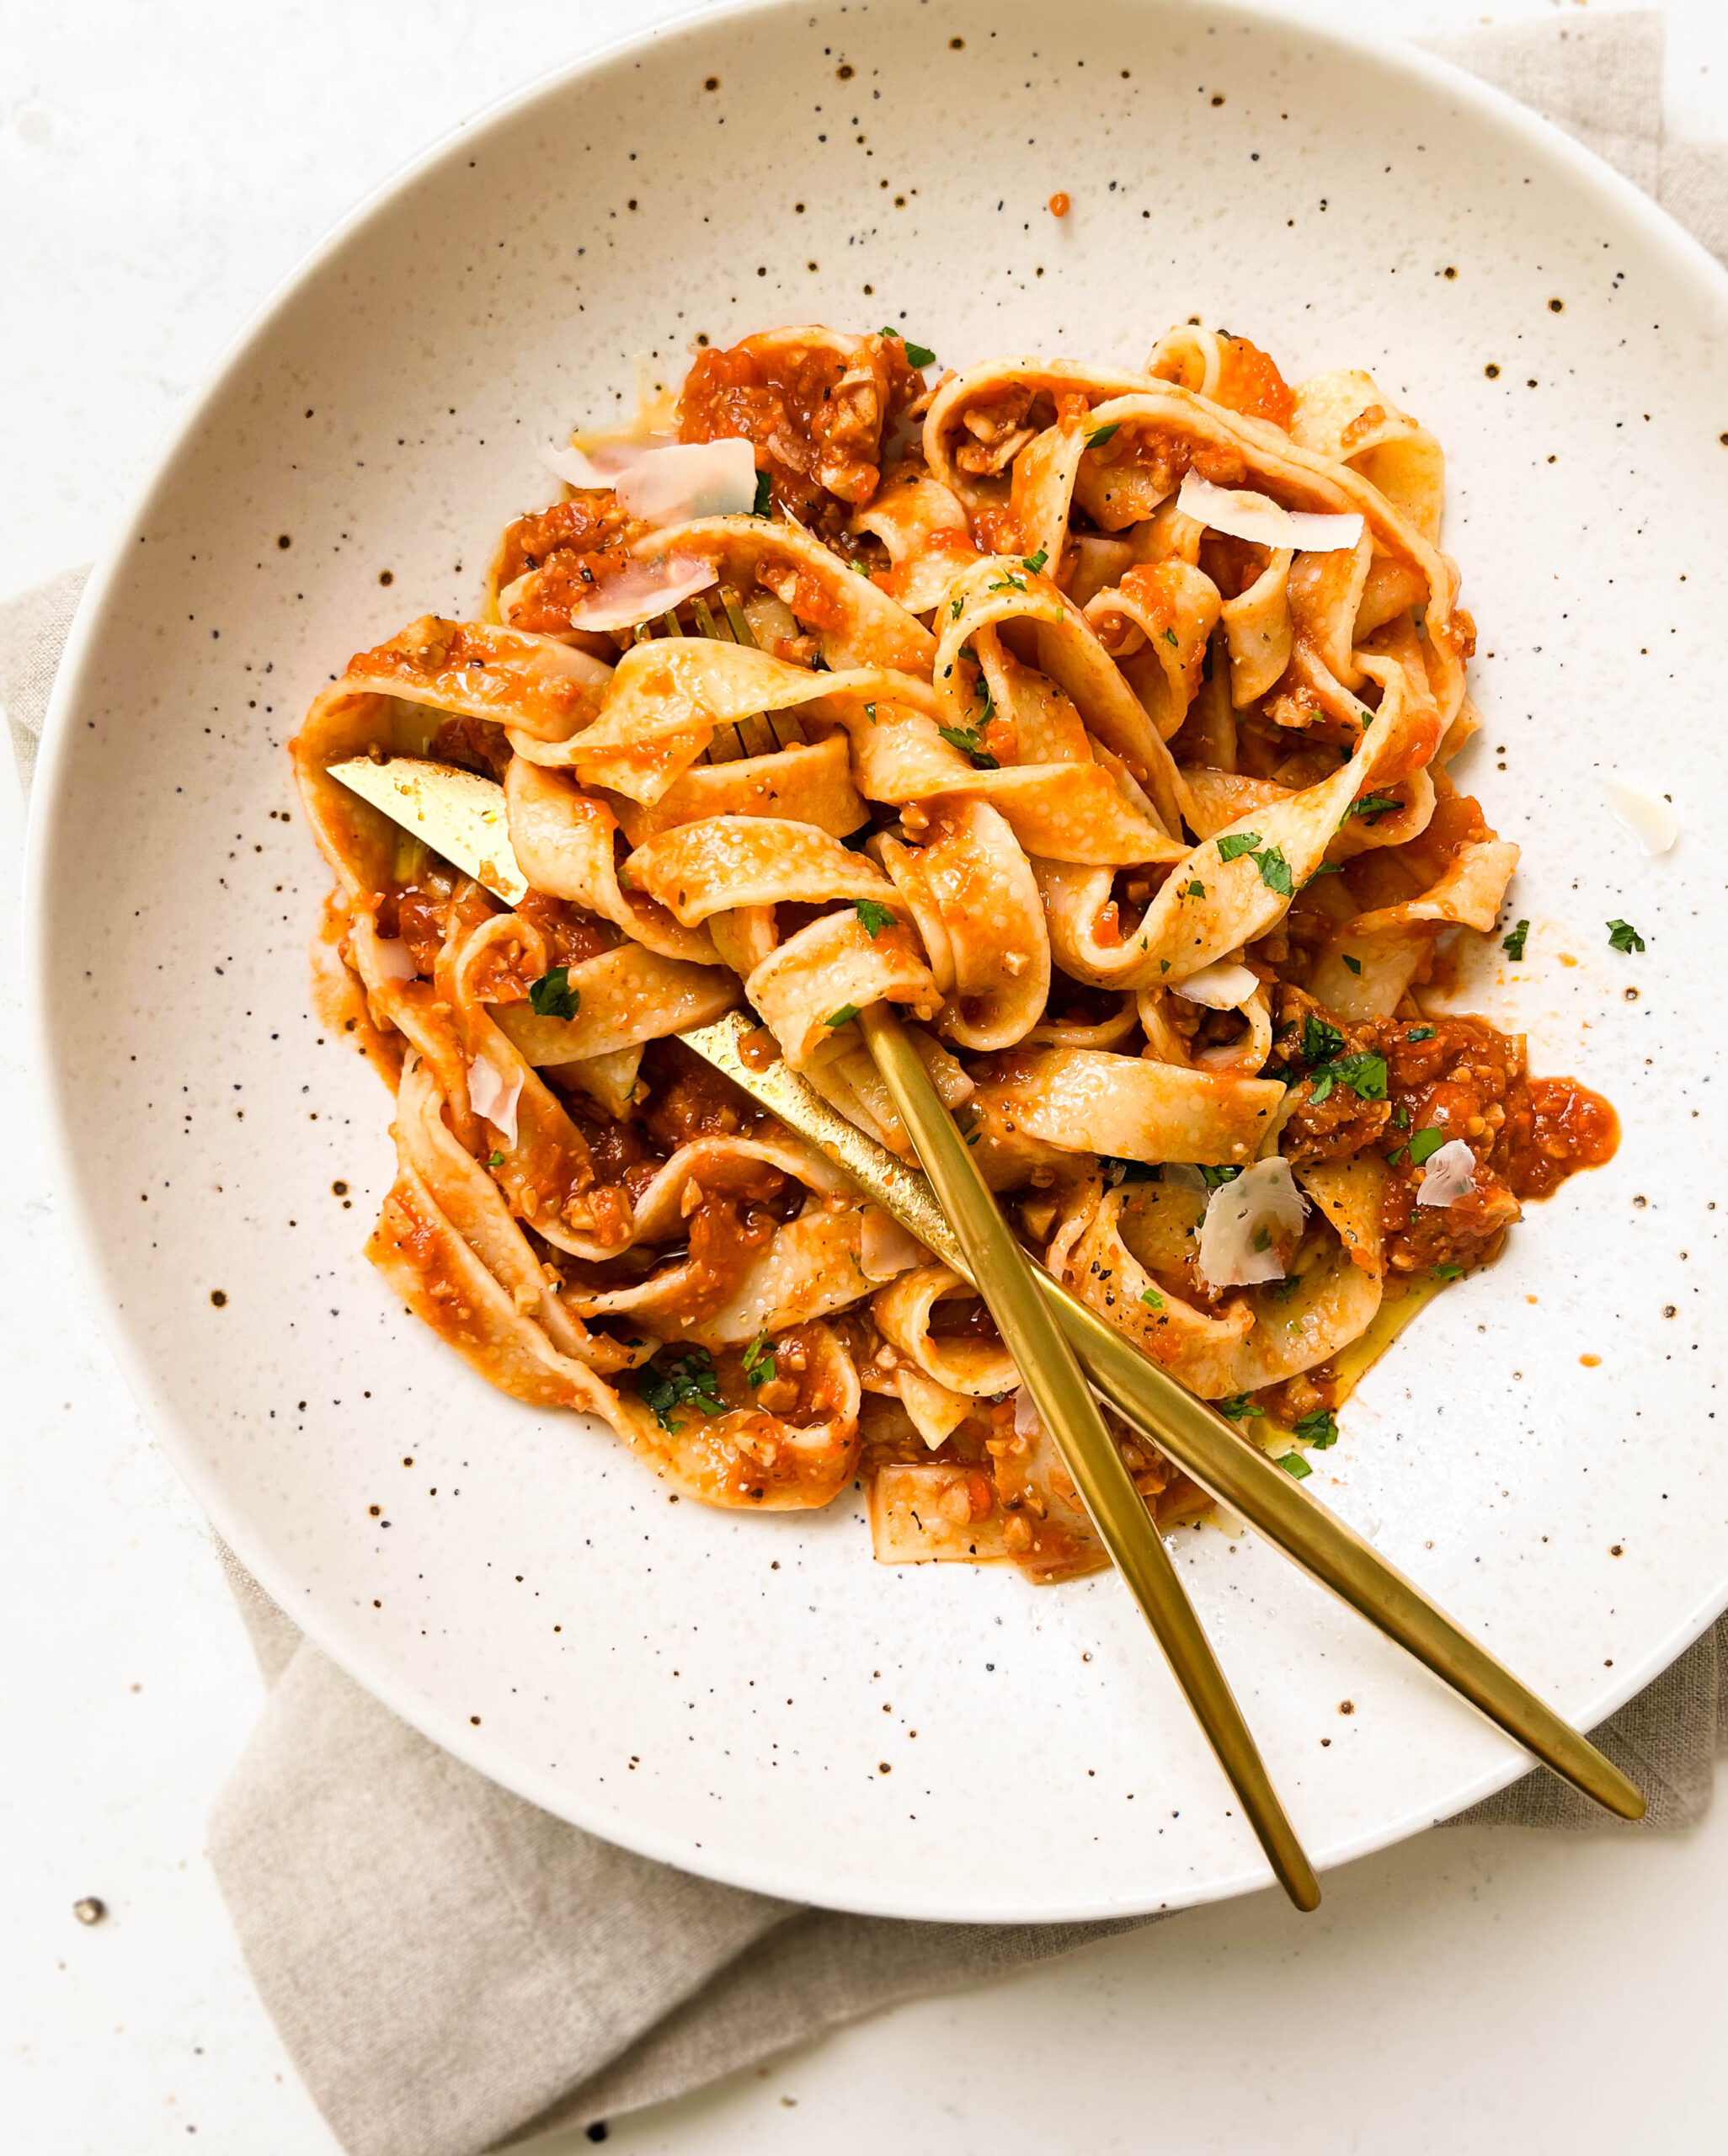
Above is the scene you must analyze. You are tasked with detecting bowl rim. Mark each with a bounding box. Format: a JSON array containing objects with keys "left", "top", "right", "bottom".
[{"left": 24, "top": 0, "right": 1728, "bottom": 1920}]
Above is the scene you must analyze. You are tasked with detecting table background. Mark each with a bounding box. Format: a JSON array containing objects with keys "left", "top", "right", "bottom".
[{"left": 5, "top": 2, "right": 1725, "bottom": 2148}]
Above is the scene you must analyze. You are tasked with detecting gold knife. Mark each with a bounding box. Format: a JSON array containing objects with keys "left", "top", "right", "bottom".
[{"left": 327, "top": 751, "right": 1645, "bottom": 1828}]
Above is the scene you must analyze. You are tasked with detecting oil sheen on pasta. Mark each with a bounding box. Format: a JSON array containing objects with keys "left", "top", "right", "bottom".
[{"left": 291, "top": 323, "right": 1616, "bottom": 1582}]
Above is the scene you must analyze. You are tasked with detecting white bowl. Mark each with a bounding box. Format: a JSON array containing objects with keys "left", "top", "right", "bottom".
[{"left": 27, "top": 0, "right": 1728, "bottom": 1921}]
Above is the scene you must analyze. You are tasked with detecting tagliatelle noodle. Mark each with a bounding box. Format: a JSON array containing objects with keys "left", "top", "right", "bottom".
[{"left": 291, "top": 319, "right": 1615, "bottom": 1582}]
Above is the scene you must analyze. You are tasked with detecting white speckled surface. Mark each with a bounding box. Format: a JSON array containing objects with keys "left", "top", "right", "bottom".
[{"left": 8, "top": 0, "right": 1728, "bottom": 2148}]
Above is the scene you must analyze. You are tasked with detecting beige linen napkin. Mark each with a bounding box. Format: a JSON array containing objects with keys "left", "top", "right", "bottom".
[{"left": 7, "top": 16, "right": 1726, "bottom": 2154}]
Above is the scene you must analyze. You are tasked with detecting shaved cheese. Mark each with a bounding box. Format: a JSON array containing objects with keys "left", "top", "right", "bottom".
[
  {"left": 541, "top": 441, "right": 614, "bottom": 489},
  {"left": 1176, "top": 472, "right": 1364, "bottom": 554},
  {"left": 1197, "top": 1156, "right": 1306, "bottom": 1289},
  {"left": 1416, "top": 1137, "right": 1477, "bottom": 1209},
  {"left": 616, "top": 439, "right": 759, "bottom": 525},
  {"left": 1172, "top": 959, "right": 1259, "bottom": 1011},
  {"left": 564, "top": 552, "right": 717, "bottom": 632},
  {"left": 859, "top": 1205, "right": 925, "bottom": 1281},
  {"left": 369, "top": 937, "right": 417, "bottom": 981},
  {"left": 1160, "top": 1163, "right": 1209, "bottom": 1195},
  {"left": 467, "top": 1055, "right": 523, "bottom": 1147},
  {"left": 1602, "top": 780, "right": 1678, "bottom": 857}
]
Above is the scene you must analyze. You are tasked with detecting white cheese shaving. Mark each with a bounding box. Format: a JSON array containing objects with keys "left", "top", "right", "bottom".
[
  {"left": 541, "top": 441, "right": 614, "bottom": 489},
  {"left": 1197, "top": 1156, "right": 1306, "bottom": 1288},
  {"left": 467, "top": 1055, "right": 523, "bottom": 1147},
  {"left": 858, "top": 1206, "right": 925, "bottom": 1282},
  {"left": 1602, "top": 780, "right": 1678, "bottom": 857},
  {"left": 369, "top": 937, "right": 417, "bottom": 982},
  {"left": 1171, "top": 958, "right": 1259, "bottom": 1011},
  {"left": 1176, "top": 472, "right": 1364, "bottom": 554},
  {"left": 615, "top": 438, "right": 758, "bottom": 525},
  {"left": 1416, "top": 1137, "right": 1477, "bottom": 1209},
  {"left": 564, "top": 552, "right": 717, "bottom": 632}
]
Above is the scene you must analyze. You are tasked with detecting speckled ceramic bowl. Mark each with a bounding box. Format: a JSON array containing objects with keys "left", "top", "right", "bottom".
[{"left": 26, "top": 0, "right": 1728, "bottom": 1921}]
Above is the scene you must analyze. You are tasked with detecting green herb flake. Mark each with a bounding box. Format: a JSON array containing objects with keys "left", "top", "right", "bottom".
[
  {"left": 1405, "top": 1025, "right": 1436, "bottom": 1042},
  {"left": 988, "top": 574, "right": 1028, "bottom": 595},
  {"left": 824, "top": 1003, "right": 861, "bottom": 1029},
  {"left": 1252, "top": 1225, "right": 1272, "bottom": 1252},
  {"left": 863, "top": 701, "right": 878, "bottom": 722},
  {"left": 950, "top": 596, "right": 963, "bottom": 620},
  {"left": 1607, "top": 918, "right": 1645, "bottom": 954},
  {"left": 1341, "top": 953, "right": 1363, "bottom": 976},
  {"left": 487, "top": 1150, "right": 504, "bottom": 1168},
  {"left": 1255, "top": 845, "right": 1294, "bottom": 898},
  {"left": 881, "top": 331, "right": 936, "bottom": 368},
  {"left": 1140, "top": 1286, "right": 1165, "bottom": 1310},
  {"left": 1434, "top": 1262, "right": 1466, "bottom": 1282},
  {"left": 1501, "top": 918, "right": 1529, "bottom": 961},
  {"left": 1303, "top": 862, "right": 1343, "bottom": 886},
  {"left": 1293, "top": 1408, "right": 1338, "bottom": 1449},
  {"left": 1164, "top": 627, "right": 1180, "bottom": 648},
  {"left": 1346, "top": 792, "right": 1400, "bottom": 825},
  {"left": 1199, "top": 1163, "right": 1244, "bottom": 1190},
  {"left": 1407, "top": 1126, "right": 1446, "bottom": 1167},
  {"left": 1183, "top": 879, "right": 1207, "bottom": 899},
  {"left": 742, "top": 1336, "right": 776, "bottom": 1390},
  {"left": 1218, "top": 1395, "right": 1267, "bottom": 1422},
  {"left": 528, "top": 966, "right": 580, "bottom": 1020},
  {"left": 936, "top": 723, "right": 998, "bottom": 769},
  {"left": 635, "top": 1348, "right": 725, "bottom": 1433},
  {"left": 1390, "top": 1103, "right": 1411, "bottom": 1129},
  {"left": 1275, "top": 1451, "right": 1314, "bottom": 1481},
  {"left": 1085, "top": 421, "right": 1120, "bottom": 447},
  {"left": 1216, "top": 830, "right": 1263, "bottom": 863},
  {"left": 750, "top": 469, "right": 772, "bottom": 518},
  {"left": 1331, "top": 1050, "right": 1389, "bottom": 1101},
  {"left": 1300, "top": 1017, "right": 1346, "bottom": 1065},
  {"left": 854, "top": 898, "right": 896, "bottom": 937},
  {"left": 1021, "top": 548, "right": 1048, "bottom": 574}
]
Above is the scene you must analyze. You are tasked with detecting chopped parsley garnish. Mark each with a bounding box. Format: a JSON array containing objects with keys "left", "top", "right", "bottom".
[
  {"left": 1214, "top": 828, "right": 1291, "bottom": 894},
  {"left": 1198, "top": 1163, "right": 1244, "bottom": 1189},
  {"left": 1434, "top": 1262, "right": 1466, "bottom": 1282},
  {"left": 1254, "top": 845, "right": 1294, "bottom": 898},
  {"left": 1218, "top": 1395, "right": 1267, "bottom": 1421},
  {"left": 936, "top": 723, "right": 998, "bottom": 768},
  {"left": 1140, "top": 1286, "right": 1165, "bottom": 1310},
  {"left": 750, "top": 469, "right": 772, "bottom": 517},
  {"left": 742, "top": 1336, "right": 776, "bottom": 1390},
  {"left": 1252, "top": 1225, "right": 1272, "bottom": 1252},
  {"left": 1346, "top": 792, "right": 1400, "bottom": 825},
  {"left": 1021, "top": 548, "right": 1048, "bottom": 574},
  {"left": 1390, "top": 1103, "right": 1411, "bottom": 1129},
  {"left": 1183, "top": 879, "right": 1207, "bottom": 899},
  {"left": 1085, "top": 421, "right": 1120, "bottom": 447},
  {"left": 1405, "top": 1025, "right": 1436, "bottom": 1042},
  {"left": 1341, "top": 953, "right": 1363, "bottom": 975},
  {"left": 1299, "top": 1015, "right": 1346, "bottom": 1065},
  {"left": 1308, "top": 1051, "right": 1389, "bottom": 1107},
  {"left": 1293, "top": 1409, "right": 1338, "bottom": 1449},
  {"left": 1164, "top": 627, "right": 1180, "bottom": 648},
  {"left": 881, "top": 329, "right": 936, "bottom": 368},
  {"left": 824, "top": 1003, "right": 860, "bottom": 1028},
  {"left": 863, "top": 701, "right": 878, "bottom": 722},
  {"left": 1275, "top": 1451, "right": 1314, "bottom": 1481},
  {"left": 636, "top": 1348, "right": 724, "bottom": 1432},
  {"left": 854, "top": 898, "right": 897, "bottom": 937},
  {"left": 528, "top": 966, "right": 580, "bottom": 1020},
  {"left": 950, "top": 596, "right": 963, "bottom": 619},
  {"left": 1607, "top": 918, "right": 1645, "bottom": 953},
  {"left": 487, "top": 1150, "right": 504, "bottom": 1168},
  {"left": 1501, "top": 918, "right": 1529, "bottom": 961},
  {"left": 1302, "top": 862, "right": 1342, "bottom": 886},
  {"left": 988, "top": 574, "right": 1028, "bottom": 595},
  {"left": 1407, "top": 1126, "right": 1446, "bottom": 1167}
]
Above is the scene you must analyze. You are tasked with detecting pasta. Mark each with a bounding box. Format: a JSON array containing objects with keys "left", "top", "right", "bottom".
[{"left": 291, "top": 322, "right": 1617, "bottom": 1582}]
